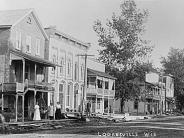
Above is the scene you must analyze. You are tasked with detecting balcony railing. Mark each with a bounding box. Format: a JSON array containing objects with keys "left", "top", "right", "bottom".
[
  {"left": 25, "top": 80, "right": 54, "bottom": 91},
  {"left": 86, "top": 87, "right": 115, "bottom": 97},
  {"left": 86, "top": 88, "right": 97, "bottom": 94},
  {"left": 97, "top": 88, "right": 103, "bottom": 95},
  {"left": 0, "top": 80, "right": 54, "bottom": 93},
  {"left": 0, "top": 83, "right": 24, "bottom": 92}
]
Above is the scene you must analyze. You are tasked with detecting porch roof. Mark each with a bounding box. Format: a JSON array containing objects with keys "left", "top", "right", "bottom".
[
  {"left": 87, "top": 68, "right": 116, "bottom": 80},
  {"left": 10, "top": 49, "right": 56, "bottom": 67}
]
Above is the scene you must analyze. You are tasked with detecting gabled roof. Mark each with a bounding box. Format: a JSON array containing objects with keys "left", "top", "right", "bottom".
[
  {"left": 0, "top": 9, "right": 31, "bottom": 26},
  {"left": 87, "top": 68, "right": 116, "bottom": 80},
  {"left": 0, "top": 9, "right": 48, "bottom": 40}
]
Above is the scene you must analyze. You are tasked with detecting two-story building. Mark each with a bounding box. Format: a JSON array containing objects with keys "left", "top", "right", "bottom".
[
  {"left": 44, "top": 26, "right": 90, "bottom": 112},
  {"left": 87, "top": 58, "right": 116, "bottom": 114},
  {"left": 163, "top": 74, "right": 175, "bottom": 112},
  {"left": 0, "top": 9, "right": 55, "bottom": 122},
  {"left": 114, "top": 72, "right": 167, "bottom": 115}
]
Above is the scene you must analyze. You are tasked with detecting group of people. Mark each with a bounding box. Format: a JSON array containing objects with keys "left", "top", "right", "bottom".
[{"left": 33, "top": 102, "right": 62, "bottom": 121}]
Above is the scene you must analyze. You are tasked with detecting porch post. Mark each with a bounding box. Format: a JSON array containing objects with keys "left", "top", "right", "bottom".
[
  {"left": 22, "top": 59, "right": 25, "bottom": 83},
  {"left": 22, "top": 95, "right": 24, "bottom": 122},
  {"left": 96, "top": 95, "right": 97, "bottom": 113},
  {"left": 15, "top": 94, "right": 18, "bottom": 122},
  {"left": 1, "top": 94, "right": 3, "bottom": 112},
  {"left": 35, "top": 64, "right": 37, "bottom": 82},
  {"left": 107, "top": 95, "right": 109, "bottom": 114},
  {"left": 34, "top": 90, "right": 36, "bottom": 106}
]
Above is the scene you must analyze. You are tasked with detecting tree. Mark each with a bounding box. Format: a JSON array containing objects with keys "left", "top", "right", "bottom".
[
  {"left": 161, "top": 47, "right": 184, "bottom": 111},
  {"left": 93, "top": 0, "right": 153, "bottom": 112}
]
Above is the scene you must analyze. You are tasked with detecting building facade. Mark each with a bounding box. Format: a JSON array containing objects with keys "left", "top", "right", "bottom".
[
  {"left": 87, "top": 59, "right": 116, "bottom": 114},
  {"left": 45, "top": 27, "right": 90, "bottom": 112},
  {"left": 114, "top": 72, "right": 174, "bottom": 115},
  {"left": 0, "top": 9, "right": 55, "bottom": 122}
]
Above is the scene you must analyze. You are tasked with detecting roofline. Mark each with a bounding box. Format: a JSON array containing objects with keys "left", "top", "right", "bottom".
[
  {"left": 11, "top": 9, "right": 49, "bottom": 41},
  {"left": 87, "top": 68, "right": 116, "bottom": 80},
  {"left": 0, "top": 25, "right": 11, "bottom": 28},
  {"left": 45, "top": 27, "right": 90, "bottom": 48}
]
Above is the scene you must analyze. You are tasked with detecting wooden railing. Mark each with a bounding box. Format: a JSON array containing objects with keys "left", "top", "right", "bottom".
[
  {"left": 86, "top": 88, "right": 115, "bottom": 96},
  {"left": 0, "top": 80, "right": 54, "bottom": 93},
  {"left": 86, "top": 88, "right": 97, "bottom": 94}
]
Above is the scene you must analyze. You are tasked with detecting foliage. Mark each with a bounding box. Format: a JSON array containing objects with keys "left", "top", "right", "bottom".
[
  {"left": 93, "top": 0, "right": 153, "bottom": 112},
  {"left": 93, "top": 0, "right": 153, "bottom": 69},
  {"left": 161, "top": 47, "right": 184, "bottom": 111}
]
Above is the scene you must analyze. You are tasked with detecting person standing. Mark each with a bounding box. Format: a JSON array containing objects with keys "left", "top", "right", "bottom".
[
  {"left": 55, "top": 102, "right": 62, "bottom": 119},
  {"left": 33, "top": 102, "right": 41, "bottom": 121},
  {"left": 48, "top": 103, "right": 54, "bottom": 120},
  {"left": 86, "top": 101, "right": 91, "bottom": 116}
]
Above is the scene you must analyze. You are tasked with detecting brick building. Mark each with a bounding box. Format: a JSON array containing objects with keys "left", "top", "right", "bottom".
[{"left": 44, "top": 26, "right": 90, "bottom": 112}]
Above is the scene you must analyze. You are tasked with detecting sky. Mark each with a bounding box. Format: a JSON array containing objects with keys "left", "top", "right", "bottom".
[{"left": 0, "top": 0, "right": 184, "bottom": 68}]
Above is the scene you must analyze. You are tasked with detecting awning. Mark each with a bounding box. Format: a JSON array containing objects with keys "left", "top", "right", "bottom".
[
  {"left": 10, "top": 49, "right": 56, "bottom": 67},
  {"left": 87, "top": 68, "right": 116, "bottom": 80}
]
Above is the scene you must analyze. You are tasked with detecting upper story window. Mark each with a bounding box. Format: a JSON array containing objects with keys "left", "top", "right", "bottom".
[
  {"left": 36, "top": 38, "right": 40, "bottom": 56},
  {"left": 15, "top": 31, "right": 21, "bottom": 50},
  {"left": 105, "top": 81, "right": 109, "bottom": 89},
  {"left": 51, "top": 54, "right": 56, "bottom": 74},
  {"left": 67, "top": 58, "right": 72, "bottom": 77},
  {"left": 26, "top": 35, "right": 31, "bottom": 53},
  {"left": 60, "top": 57, "right": 65, "bottom": 76},
  {"left": 97, "top": 79, "right": 103, "bottom": 88},
  {"left": 80, "top": 64, "right": 84, "bottom": 80},
  {"left": 74, "top": 62, "right": 78, "bottom": 81}
]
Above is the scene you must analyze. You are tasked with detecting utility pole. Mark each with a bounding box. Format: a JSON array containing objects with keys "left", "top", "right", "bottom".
[{"left": 77, "top": 53, "right": 94, "bottom": 115}]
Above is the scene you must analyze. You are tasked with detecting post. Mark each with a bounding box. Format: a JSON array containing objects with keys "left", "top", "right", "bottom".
[
  {"left": 15, "top": 95, "right": 18, "bottom": 122},
  {"left": 22, "top": 95, "right": 24, "bottom": 122},
  {"left": 35, "top": 64, "right": 37, "bottom": 82},
  {"left": 53, "top": 67, "right": 56, "bottom": 120},
  {"left": 22, "top": 59, "right": 25, "bottom": 83},
  {"left": 82, "top": 54, "right": 87, "bottom": 115},
  {"left": 1, "top": 94, "right": 3, "bottom": 112},
  {"left": 165, "top": 82, "right": 166, "bottom": 114},
  {"left": 76, "top": 54, "right": 94, "bottom": 114}
]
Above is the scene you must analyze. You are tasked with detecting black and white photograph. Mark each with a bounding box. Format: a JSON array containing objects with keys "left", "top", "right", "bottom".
[{"left": 0, "top": 0, "right": 182, "bottom": 137}]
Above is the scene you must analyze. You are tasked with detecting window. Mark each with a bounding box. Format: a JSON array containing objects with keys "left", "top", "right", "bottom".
[
  {"left": 25, "top": 64, "right": 30, "bottom": 80},
  {"left": 26, "top": 35, "right": 31, "bottom": 53},
  {"left": 134, "top": 99, "right": 138, "bottom": 110},
  {"left": 51, "top": 54, "right": 56, "bottom": 74},
  {"left": 59, "top": 84, "right": 64, "bottom": 110},
  {"left": 81, "top": 64, "right": 84, "bottom": 80},
  {"left": 105, "top": 81, "right": 109, "bottom": 89},
  {"left": 112, "top": 82, "right": 115, "bottom": 90},
  {"left": 36, "top": 38, "right": 40, "bottom": 55},
  {"left": 97, "top": 98, "right": 101, "bottom": 109},
  {"left": 74, "top": 62, "right": 78, "bottom": 81},
  {"left": 15, "top": 31, "right": 21, "bottom": 50},
  {"left": 59, "top": 57, "right": 65, "bottom": 76},
  {"left": 66, "top": 84, "right": 71, "bottom": 106},
  {"left": 67, "top": 59, "right": 72, "bottom": 77},
  {"left": 97, "top": 79, "right": 103, "bottom": 88}
]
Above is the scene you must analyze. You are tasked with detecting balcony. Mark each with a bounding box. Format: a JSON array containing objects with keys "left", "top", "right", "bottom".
[
  {"left": 0, "top": 83, "right": 24, "bottom": 93},
  {"left": 86, "top": 87, "right": 115, "bottom": 97},
  {"left": 145, "top": 93, "right": 161, "bottom": 100},
  {"left": 0, "top": 80, "right": 54, "bottom": 93},
  {"left": 86, "top": 88, "right": 97, "bottom": 95},
  {"left": 25, "top": 80, "right": 54, "bottom": 91}
]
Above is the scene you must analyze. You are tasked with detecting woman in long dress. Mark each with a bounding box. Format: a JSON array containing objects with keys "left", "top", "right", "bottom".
[
  {"left": 55, "top": 102, "right": 62, "bottom": 119},
  {"left": 33, "top": 103, "right": 41, "bottom": 121}
]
